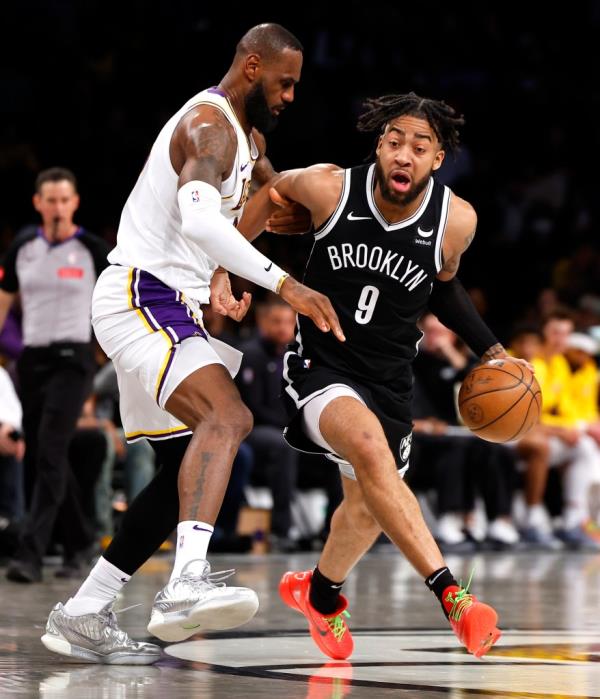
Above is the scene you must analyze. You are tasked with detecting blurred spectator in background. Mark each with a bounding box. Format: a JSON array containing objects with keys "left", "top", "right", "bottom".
[
  {"left": 0, "top": 363, "right": 25, "bottom": 558},
  {"left": 523, "top": 310, "right": 600, "bottom": 550},
  {"left": 509, "top": 325, "right": 557, "bottom": 547},
  {"left": 237, "top": 294, "right": 299, "bottom": 551},
  {"left": 0, "top": 167, "right": 109, "bottom": 582},
  {"left": 91, "top": 354, "right": 156, "bottom": 542},
  {"left": 0, "top": 308, "right": 23, "bottom": 367},
  {"left": 563, "top": 331, "right": 600, "bottom": 541}
]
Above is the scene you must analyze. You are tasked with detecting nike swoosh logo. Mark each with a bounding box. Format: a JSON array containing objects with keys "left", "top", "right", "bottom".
[
  {"left": 347, "top": 212, "right": 372, "bottom": 221},
  {"left": 241, "top": 162, "right": 250, "bottom": 172},
  {"left": 192, "top": 525, "right": 212, "bottom": 532},
  {"left": 120, "top": 577, "right": 129, "bottom": 583},
  {"left": 317, "top": 627, "right": 329, "bottom": 636},
  {"left": 417, "top": 226, "right": 434, "bottom": 238},
  {"left": 264, "top": 262, "right": 273, "bottom": 272},
  {"left": 427, "top": 569, "right": 446, "bottom": 586}
]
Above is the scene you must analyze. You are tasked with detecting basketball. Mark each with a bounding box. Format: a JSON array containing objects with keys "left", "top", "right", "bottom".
[{"left": 458, "top": 357, "right": 542, "bottom": 443}]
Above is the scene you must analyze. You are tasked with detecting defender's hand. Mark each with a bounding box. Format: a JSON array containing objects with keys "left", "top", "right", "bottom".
[
  {"left": 210, "top": 268, "right": 252, "bottom": 322},
  {"left": 265, "top": 187, "right": 312, "bottom": 235},
  {"left": 266, "top": 187, "right": 312, "bottom": 235},
  {"left": 279, "top": 276, "right": 345, "bottom": 342}
]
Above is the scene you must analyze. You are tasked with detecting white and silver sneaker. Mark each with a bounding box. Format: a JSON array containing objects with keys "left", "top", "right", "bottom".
[
  {"left": 41, "top": 602, "right": 162, "bottom": 665},
  {"left": 147, "top": 559, "right": 259, "bottom": 642}
]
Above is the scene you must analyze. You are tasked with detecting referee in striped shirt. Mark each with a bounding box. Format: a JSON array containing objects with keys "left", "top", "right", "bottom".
[{"left": 0, "top": 167, "right": 109, "bottom": 582}]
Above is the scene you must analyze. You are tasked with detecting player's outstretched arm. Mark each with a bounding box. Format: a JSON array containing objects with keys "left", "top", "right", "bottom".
[
  {"left": 238, "top": 164, "right": 344, "bottom": 240},
  {"left": 174, "top": 107, "right": 293, "bottom": 293},
  {"left": 270, "top": 164, "right": 344, "bottom": 230},
  {"left": 174, "top": 112, "right": 344, "bottom": 341},
  {"left": 241, "top": 131, "right": 313, "bottom": 238}
]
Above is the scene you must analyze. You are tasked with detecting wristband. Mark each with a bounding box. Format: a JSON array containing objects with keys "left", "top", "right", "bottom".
[{"left": 275, "top": 273, "right": 289, "bottom": 295}]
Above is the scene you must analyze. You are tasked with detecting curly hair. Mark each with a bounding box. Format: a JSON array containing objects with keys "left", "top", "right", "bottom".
[{"left": 357, "top": 92, "right": 464, "bottom": 153}]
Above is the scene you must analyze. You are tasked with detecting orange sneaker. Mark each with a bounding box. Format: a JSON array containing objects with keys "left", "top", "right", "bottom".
[
  {"left": 583, "top": 519, "right": 600, "bottom": 544},
  {"left": 443, "top": 583, "right": 501, "bottom": 658},
  {"left": 279, "top": 570, "right": 354, "bottom": 660}
]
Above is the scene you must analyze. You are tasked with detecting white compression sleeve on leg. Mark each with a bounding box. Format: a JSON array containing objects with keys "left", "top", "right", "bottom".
[{"left": 178, "top": 180, "right": 286, "bottom": 292}]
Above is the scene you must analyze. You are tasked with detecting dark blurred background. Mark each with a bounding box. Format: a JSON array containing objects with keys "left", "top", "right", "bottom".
[{"left": 2, "top": 1, "right": 599, "bottom": 338}]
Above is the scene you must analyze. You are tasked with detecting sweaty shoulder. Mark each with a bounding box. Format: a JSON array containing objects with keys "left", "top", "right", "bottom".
[{"left": 170, "top": 103, "right": 238, "bottom": 182}]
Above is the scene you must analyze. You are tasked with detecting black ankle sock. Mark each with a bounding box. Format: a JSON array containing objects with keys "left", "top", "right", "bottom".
[
  {"left": 309, "top": 566, "right": 344, "bottom": 615},
  {"left": 424, "top": 567, "right": 458, "bottom": 619}
]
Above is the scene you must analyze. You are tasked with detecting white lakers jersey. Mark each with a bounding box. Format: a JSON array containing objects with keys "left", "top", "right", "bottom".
[{"left": 108, "top": 87, "right": 259, "bottom": 302}]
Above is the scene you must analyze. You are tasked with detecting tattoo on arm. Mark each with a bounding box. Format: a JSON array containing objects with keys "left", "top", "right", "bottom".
[
  {"left": 185, "top": 451, "right": 213, "bottom": 518},
  {"left": 178, "top": 109, "right": 236, "bottom": 189},
  {"left": 442, "top": 226, "right": 476, "bottom": 276},
  {"left": 481, "top": 343, "right": 506, "bottom": 362}
]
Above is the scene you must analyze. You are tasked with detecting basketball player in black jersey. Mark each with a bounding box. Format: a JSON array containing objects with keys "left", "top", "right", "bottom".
[{"left": 242, "top": 93, "right": 532, "bottom": 660}]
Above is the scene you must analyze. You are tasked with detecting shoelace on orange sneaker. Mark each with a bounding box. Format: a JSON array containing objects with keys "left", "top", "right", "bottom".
[
  {"left": 445, "top": 588, "right": 474, "bottom": 622},
  {"left": 445, "top": 569, "right": 475, "bottom": 622},
  {"left": 323, "top": 610, "right": 351, "bottom": 642}
]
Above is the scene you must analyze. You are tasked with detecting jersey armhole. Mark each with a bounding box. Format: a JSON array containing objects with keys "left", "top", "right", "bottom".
[
  {"left": 434, "top": 186, "right": 451, "bottom": 272},
  {"left": 314, "top": 169, "right": 351, "bottom": 241}
]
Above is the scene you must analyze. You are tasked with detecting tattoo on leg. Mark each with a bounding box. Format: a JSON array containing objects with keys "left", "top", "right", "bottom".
[{"left": 186, "top": 451, "right": 213, "bottom": 518}]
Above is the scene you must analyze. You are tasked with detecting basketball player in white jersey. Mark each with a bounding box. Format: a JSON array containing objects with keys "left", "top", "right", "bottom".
[{"left": 41, "top": 24, "right": 344, "bottom": 664}]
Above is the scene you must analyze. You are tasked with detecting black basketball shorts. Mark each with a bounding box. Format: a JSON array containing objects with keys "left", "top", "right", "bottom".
[{"left": 282, "top": 352, "right": 413, "bottom": 479}]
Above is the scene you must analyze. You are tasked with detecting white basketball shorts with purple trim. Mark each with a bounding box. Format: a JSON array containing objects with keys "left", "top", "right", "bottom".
[{"left": 92, "top": 264, "right": 242, "bottom": 442}]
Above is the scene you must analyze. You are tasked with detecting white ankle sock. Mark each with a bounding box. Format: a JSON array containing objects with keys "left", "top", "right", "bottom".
[
  {"left": 170, "top": 521, "right": 214, "bottom": 582},
  {"left": 64, "top": 557, "right": 130, "bottom": 616}
]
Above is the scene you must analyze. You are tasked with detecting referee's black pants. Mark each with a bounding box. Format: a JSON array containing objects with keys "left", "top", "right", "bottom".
[{"left": 16, "top": 344, "right": 95, "bottom": 565}]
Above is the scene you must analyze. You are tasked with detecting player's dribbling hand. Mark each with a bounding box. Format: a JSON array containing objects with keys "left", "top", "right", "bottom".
[
  {"left": 481, "top": 346, "right": 535, "bottom": 374},
  {"left": 209, "top": 268, "right": 252, "bottom": 322},
  {"left": 266, "top": 187, "right": 312, "bottom": 235},
  {"left": 279, "top": 276, "right": 345, "bottom": 342},
  {"left": 510, "top": 356, "right": 535, "bottom": 373}
]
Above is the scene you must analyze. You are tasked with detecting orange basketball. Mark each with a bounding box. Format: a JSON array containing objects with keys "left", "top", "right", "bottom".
[{"left": 458, "top": 357, "right": 542, "bottom": 443}]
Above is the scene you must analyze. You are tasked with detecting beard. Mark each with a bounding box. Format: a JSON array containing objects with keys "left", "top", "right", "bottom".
[
  {"left": 245, "top": 81, "right": 279, "bottom": 134},
  {"left": 374, "top": 160, "right": 430, "bottom": 207}
]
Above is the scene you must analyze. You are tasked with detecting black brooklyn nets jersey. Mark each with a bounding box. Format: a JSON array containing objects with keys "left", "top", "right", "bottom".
[{"left": 294, "top": 163, "right": 451, "bottom": 389}]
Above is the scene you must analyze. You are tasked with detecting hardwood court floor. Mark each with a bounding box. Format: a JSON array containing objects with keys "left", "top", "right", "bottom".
[{"left": 2, "top": 549, "right": 600, "bottom": 698}]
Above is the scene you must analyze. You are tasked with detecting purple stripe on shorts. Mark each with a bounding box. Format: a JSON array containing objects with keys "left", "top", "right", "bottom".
[
  {"left": 132, "top": 269, "right": 207, "bottom": 343},
  {"left": 135, "top": 270, "right": 178, "bottom": 307}
]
